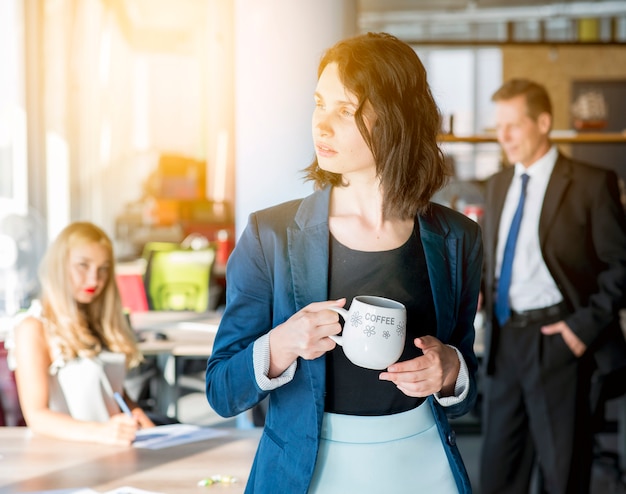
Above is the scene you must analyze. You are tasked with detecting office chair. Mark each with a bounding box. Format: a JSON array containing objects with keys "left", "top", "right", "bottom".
[
  {"left": 146, "top": 247, "right": 215, "bottom": 312},
  {"left": 140, "top": 241, "right": 179, "bottom": 262},
  {"left": 0, "top": 341, "right": 25, "bottom": 426},
  {"left": 141, "top": 241, "right": 181, "bottom": 310},
  {"left": 116, "top": 272, "right": 149, "bottom": 312}
]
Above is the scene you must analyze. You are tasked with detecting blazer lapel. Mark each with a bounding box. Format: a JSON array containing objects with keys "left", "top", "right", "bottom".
[
  {"left": 288, "top": 187, "right": 331, "bottom": 311},
  {"left": 539, "top": 154, "right": 571, "bottom": 247},
  {"left": 483, "top": 167, "right": 514, "bottom": 298},
  {"left": 421, "top": 229, "right": 452, "bottom": 338},
  {"left": 418, "top": 208, "right": 468, "bottom": 340},
  {"left": 287, "top": 187, "right": 332, "bottom": 408},
  {"left": 489, "top": 168, "right": 515, "bottom": 252}
]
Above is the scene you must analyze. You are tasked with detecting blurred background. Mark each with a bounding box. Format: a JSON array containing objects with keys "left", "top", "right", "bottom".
[
  {"left": 1, "top": 4, "right": 626, "bottom": 490},
  {"left": 1, "top": 0, "right": 626, "bottom": 315}
]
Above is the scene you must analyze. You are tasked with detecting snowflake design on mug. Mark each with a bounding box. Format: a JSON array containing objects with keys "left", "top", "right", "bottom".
[
  {"left": 350, "top": 311, "right": 363, "bottom": 327},
  {"left": 363, "top": 325, "right": 376, "bottom": 337},
  {"left": 397, "top": 320, "right": 406, "bottom": 337},
  {"left": 382, "top": 330, "right": 391, "bottom": 339}
]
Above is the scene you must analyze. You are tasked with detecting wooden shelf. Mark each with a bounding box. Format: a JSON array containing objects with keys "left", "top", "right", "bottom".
[
  {"left": 438, "top": 132, "right": 626, "bottom": 144},
  {"left": 406, "top": 40, "right": 626, "bottom": 47}
]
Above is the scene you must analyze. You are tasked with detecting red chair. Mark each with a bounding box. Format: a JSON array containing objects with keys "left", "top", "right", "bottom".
[
  {"left": 116, "top": 273, "right": 150, "bottom": 313},
  {"left": 0, "top": 341, "right": 25, "bottom": 426}
]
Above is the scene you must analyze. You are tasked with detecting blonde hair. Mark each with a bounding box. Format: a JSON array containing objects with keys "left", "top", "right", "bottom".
[{"left": 38, "top": 222, "right": 142, "bottom": 367}]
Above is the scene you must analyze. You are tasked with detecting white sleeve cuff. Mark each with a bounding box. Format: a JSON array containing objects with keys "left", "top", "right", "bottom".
[
  {"left": 253, "top": 332, "right": 297, "bottom": 391},
  {"left": 434, "top": 345, "right": 470, "bottom": 407}
]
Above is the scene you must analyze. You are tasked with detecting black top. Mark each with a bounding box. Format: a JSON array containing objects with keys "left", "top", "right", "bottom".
[{"left": 325, "top": 222, "right": 437, "bottom": 415}]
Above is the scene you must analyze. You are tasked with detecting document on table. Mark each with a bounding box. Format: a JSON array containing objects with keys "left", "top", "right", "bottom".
[
  {"left": 133, "top": 423, "right": 229, "bottom": 450},
  {"left": 173, "top": 321, "right": 219, "bottom": 331},
  {"left": 102, "top": 488, "right": 165, "bottom": 494},
  {"left": 29, "top": 490, "right": 99, "bottom": 494},
  {"left": 36, "top": 487, "right": 164, "bottom": 494}
]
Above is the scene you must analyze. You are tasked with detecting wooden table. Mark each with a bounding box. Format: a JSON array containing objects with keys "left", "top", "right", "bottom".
[
  {"left": 134, "top": 311, "right": 220, "bottom": 357},
  {"left": 131, "top": 311, "right": 221, "bottom": 418},
  {"left": 0, "top": 426, "right": 261, "bottom": 494}
]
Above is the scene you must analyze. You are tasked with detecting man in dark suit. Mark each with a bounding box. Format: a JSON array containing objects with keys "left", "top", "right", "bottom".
[{"left": 479, "top": 78, "right": 626, "bottom": 494}]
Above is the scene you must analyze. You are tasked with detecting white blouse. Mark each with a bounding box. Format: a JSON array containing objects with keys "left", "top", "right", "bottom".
[{"left": 6, "top": 301, "right": 127, "bottom": 422}]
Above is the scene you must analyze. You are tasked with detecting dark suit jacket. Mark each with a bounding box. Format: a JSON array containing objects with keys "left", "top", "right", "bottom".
[{"left": 482, "top": 152, "right": 626, "bottom": 376}]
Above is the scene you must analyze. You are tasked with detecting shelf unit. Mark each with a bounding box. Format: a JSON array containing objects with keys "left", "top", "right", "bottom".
[
  {"left": 438, "top": 132, "right": 626, "bottom": 144},
  {"left": 436, "top": 132, "right": 626, "bottom": 181}
]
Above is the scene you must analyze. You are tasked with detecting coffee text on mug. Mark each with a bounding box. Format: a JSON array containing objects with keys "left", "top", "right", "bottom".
[{"left": 364, "top": 313, "right": 395, "bottom": 325}]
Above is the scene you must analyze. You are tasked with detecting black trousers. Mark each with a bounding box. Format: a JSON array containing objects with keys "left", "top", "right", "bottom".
[{"left": 480, "top": 312, "right": 593, "bottom": 494}]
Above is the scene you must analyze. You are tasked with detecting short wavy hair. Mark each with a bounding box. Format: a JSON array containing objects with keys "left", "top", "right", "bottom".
[
  {"left": 491, "top": 78, "right": 553, "bottom": 121},
  {"left": 303, "top": 32, "right": 449, "bottom": 219}
]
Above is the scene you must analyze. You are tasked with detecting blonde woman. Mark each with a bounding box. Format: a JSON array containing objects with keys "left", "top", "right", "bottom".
[{"left": 8, "top": 222, "right": 154, "bottom": 445}]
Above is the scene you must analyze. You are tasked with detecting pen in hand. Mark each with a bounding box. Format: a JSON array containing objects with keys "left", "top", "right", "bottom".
[{"left": 114, "top": 391, "right": 133, "bottom": 418}]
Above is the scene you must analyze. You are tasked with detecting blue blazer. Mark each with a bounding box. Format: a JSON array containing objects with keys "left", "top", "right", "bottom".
[{"left": 206, "top": 186, "right": 483, "bottom": 493}]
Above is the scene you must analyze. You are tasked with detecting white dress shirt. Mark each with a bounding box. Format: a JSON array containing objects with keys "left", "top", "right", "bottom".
[{"left": 495, "top": 146, "right": 564, "bottom": 312}]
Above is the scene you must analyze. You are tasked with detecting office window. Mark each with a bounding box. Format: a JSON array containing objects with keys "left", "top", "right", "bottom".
[
  {"left": 0, "top": 0, "right": 27, "bottom": 207},
  {"left": 416, "top": 46, "right": 502, "bottom": 180}
]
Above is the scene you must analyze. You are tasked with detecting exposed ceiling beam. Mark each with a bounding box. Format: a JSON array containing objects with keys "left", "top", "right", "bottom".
[{"left": 360, "top": 1, "right": 626, "bottom": 29}]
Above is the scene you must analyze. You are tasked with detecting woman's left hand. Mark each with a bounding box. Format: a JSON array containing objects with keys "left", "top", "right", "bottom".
[
  {"left": 378, "top": 336, "right": 460, "bottom": 398},
  {"left": 132, "top": 407, "right": 156, "bottom": 429}
]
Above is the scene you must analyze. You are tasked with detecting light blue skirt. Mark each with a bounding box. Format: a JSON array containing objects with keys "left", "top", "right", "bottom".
[{"left": 308, "top": 403, "right": 459, "bottom": 493}]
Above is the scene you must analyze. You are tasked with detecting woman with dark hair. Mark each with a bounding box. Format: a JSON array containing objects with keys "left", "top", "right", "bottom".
[{"left": 206, "top": 32, "right": 482, "bottom": 493}]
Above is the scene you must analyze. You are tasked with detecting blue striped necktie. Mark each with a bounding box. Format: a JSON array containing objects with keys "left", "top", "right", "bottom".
[{"left": 495, "top": 173, "right": 530, "bottom": 326}]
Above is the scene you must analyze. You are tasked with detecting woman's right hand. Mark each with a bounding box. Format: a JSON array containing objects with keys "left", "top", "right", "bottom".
[
  {"left": 267, "top": 299, "right": 345, "bottom": 377},
  {"left": 99, "top": 413, "right": 140, "bottom": 446}
]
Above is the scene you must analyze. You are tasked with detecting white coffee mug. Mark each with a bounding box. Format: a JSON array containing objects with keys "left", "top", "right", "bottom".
[{"left": 329, "top": 295, "right": 406, "bottom": 370}]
